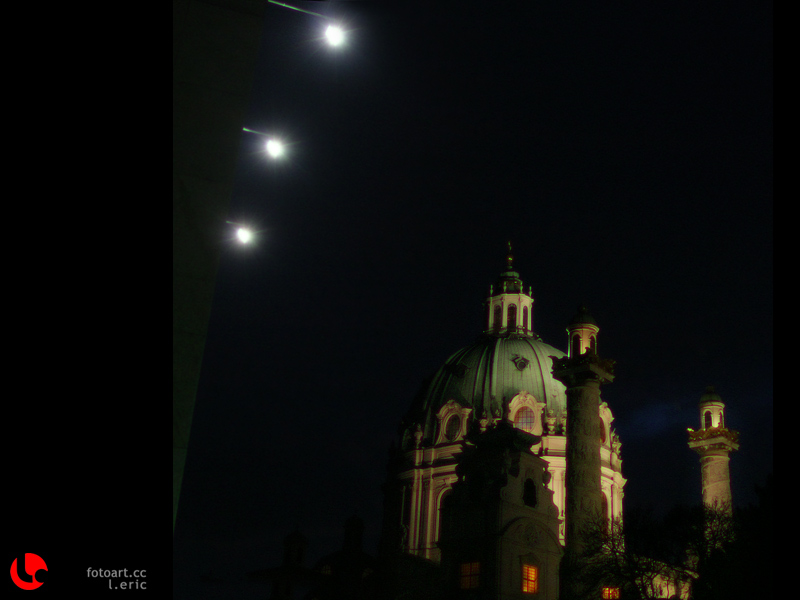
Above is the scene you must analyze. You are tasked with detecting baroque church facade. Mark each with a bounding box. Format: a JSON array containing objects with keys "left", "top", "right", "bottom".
[
  {"left": 261, "top": 249, "right": 738, "bottom": 600},
  {"left": 379, "top": 249, "right": 625, "bottom": 566}
]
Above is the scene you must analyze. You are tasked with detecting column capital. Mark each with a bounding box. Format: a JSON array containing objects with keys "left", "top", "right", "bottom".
[{"left": 551, "top": 352, "right": 615, "bottom": 388}]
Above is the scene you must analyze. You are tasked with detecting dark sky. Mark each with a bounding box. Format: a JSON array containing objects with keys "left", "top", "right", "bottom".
[{"left": 174, "top": 1, "right": 772, "bottom": 598}]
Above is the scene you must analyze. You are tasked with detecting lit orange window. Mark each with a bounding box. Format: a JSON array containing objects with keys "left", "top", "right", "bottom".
[
  {"left": 459, "top": 562, "right": 480, "bottom": 589},
  {"left": 522, "top": 564, "right": 538, "bottom": 593},
  {"left": 602, "top": 587, "right": 620, "bottom": 599}
]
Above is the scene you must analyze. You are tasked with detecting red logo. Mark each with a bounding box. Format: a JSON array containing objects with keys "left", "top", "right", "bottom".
[{"left": 10, "top": 554, "right": 47, "bottom": 590}]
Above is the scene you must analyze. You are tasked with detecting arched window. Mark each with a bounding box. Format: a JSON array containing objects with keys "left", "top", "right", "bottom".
[
  {"left": 522, "top": 306, "right": 528, "bottom": 331},
  {"left": 571, "top": 334, "right": 581, "bottom": 357},
  {"left": 599, "top": 416, "right": 607, "bottom": 444},
  {"left": 590, "top": 335, "right": 597, "bottom": 353},
  {"left": 601, "top": 492, "right": 609, "bottom": 523},
  {"left": 704, "top": 411, "right": 712, "bottom": 429},
  {"left": 493, "top": 305, "right": 502, "bottom": 332},
  {"left": 720, "top": 411, "right": 725, "bottom": 428},
  {"left": 523, "top": 478, "right": 537, "bottom": 508},
  {"left": 514, "top": 407, "right": 536, "bottom": 434},
  {"left": 507, "top": 304, "right": 517, "bottom": 331}
]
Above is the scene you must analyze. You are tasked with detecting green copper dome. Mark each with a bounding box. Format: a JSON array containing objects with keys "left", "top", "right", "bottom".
[
  {"left": 401, "top": 249, "right": 571, "bottom": 446},
  {"left": 404, "top": 334, "right": 567, "bottom": 444}
]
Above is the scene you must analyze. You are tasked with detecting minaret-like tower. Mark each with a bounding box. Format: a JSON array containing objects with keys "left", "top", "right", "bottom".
[
  {"left": 484, "top": 242, "right": 535, "bottom": 336},
  {"left": 688, "top": 386, "right": 739, "bottom": 514},
  {"left": 552, "top": 307, "right": 615, "bottom": 598}
]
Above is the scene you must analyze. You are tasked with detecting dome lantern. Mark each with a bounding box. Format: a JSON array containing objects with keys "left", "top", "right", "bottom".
[{"left": 485, "top": 242, "right": 535, "bottom": 336}]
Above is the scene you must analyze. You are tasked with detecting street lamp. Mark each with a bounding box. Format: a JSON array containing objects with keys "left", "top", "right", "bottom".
[
  {"left": 242, "top": 127, "right": 287, "bottom": 159},
  {"left": 325, "top": 24, "right": 345, "bottom": 47},
  {"left": 236, "top": 227, "right": 253, "bottom": 244},
  {"left": 265, "top": 138, "right": 285, "bottom": 158},
  {"left": 267, "top": 1, "right": 347, "bottom": 47}
]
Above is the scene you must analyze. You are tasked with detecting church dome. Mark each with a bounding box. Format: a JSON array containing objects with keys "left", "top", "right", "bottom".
[
  {"left": 405, "top": 334, "right": 567, "bottom": 442},
  {"left": 402, "top": 246, "right": 569, "bottom": 444}
]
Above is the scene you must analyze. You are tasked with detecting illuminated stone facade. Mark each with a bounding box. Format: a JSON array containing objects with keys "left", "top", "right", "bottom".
[{"left": 379, "top": 250, "right": 626, "bottom": 594}]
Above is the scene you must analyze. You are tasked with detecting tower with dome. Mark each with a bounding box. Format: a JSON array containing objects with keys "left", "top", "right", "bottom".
[{"left": 378, "top": 247, "right": 625, "bottom": 598}]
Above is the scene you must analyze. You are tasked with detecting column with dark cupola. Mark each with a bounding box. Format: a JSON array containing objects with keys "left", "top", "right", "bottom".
[{"left": 552, "top": 307, "right": 615, "bottom": 598}]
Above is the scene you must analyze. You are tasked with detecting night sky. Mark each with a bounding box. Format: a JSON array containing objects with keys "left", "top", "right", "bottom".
[{"left": 173, "top": 2, "right": 772, "bottom": 598}]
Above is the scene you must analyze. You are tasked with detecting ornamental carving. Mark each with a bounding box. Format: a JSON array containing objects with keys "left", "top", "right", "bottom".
[
  {"left": 511, "top": 354, "right": 530, "bottom": 371},
  {"left": 687, "top": 426, "right": 740, "bottom": 444}
]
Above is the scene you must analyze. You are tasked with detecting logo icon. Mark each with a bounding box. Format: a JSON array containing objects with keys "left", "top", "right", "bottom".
[{"left": 10, "top": 554, "right": 47, "bottom": 590}]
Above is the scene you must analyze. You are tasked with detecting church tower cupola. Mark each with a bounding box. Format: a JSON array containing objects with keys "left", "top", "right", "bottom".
[
  {"left": 688, "top": 386, "right": 739, "bottom": 514},
  {"left": 566, "top": 304, "right": 599, "bottom": 358},
  {"left": 484, "top": 243, "right": 534, "bottom": 336}
]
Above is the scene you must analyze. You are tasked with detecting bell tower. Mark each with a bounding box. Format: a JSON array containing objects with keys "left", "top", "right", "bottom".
[{"left": 687, "top": 386, "right": 739, "bottom": 514}]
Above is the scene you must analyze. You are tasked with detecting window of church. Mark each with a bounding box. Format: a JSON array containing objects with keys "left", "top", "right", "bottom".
[
  {"left": 514, "top": 407, "right": 535, "bottom": 434},
  {"left": 704, "top": 411, "right": 712, "bottom": 429},
  {"left": 522, "top": 564, "right": 538, "bottom": 593},
  {"left": 602, "top": 586, "right": 621, "bottom": 599},
  {"left": 459, "top": 562, "right": 480, "bottom": 589},
  {"left": 507, "top": 304, "right": 517, "bottom": 331},
  {"left": 599, "top": 417, "right": 606, "bottom": 444},
  {"left": 522, "top": 306, "right": 528, "bottom": 331},
  {"left": 493, "top": 305, "right": 502, "bottom": 332},
  {"left": 445, "top": 415, "right": 461, "bottom": 441}
]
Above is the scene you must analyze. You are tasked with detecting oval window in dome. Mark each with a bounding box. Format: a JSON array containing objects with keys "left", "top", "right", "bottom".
[
  {"left": 445, "top": 415, "right": 461, "bottom": 441},
  {"left": 514, "top": 407, "right": 535, "bottom": 434}
]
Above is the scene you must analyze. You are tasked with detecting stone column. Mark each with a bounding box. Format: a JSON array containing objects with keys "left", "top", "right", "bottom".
[
  {"left": 688, "top": 387, "right": 739, "bottom": 515},
  {"left": 552, "top": 351, "right": 615, "bottom": 598}
]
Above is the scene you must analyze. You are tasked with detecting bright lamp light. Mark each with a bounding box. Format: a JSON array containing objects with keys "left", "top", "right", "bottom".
[
  {"left": 265, "top": 139, "right": 284, "bottom": 158},
  {"left": 236, "top": 227, "right": 253, "bottom": 244},
  {"left": 325, "top": 25, "right": 345, "bottom": 46}
]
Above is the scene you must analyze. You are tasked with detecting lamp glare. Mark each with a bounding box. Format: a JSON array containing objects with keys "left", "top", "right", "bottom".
[
  {"left": 325, "top": 25, "right": 344, "bottom": 46},
  {"left": 236, "top": 228, "right": 253, "bottom": 244},
  {"left": 266, "top": 139, "right": 284, "bottom": 158}
]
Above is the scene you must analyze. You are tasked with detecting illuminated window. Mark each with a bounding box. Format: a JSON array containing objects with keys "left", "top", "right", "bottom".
[
  {"left": 514, "top": 407, "right": 535, "bottom": 433},
  {"left": 459, "top": 562, "right": 480, "bottom": 589},
  {"left": 522, "top": 564, "right": 538, "bottom": 593},
  {"left": 320, "top": 564, "right": 332, "bottom": 575},
  {"left": 602, "top": 586, "right": 621, "bottom": 599}
]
